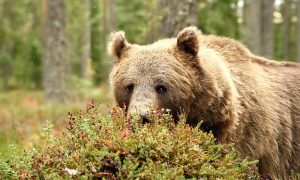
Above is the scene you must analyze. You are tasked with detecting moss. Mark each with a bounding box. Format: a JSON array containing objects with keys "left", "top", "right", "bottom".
[{"left": 0, "top": 103, "right": 259, "bottom": 179}]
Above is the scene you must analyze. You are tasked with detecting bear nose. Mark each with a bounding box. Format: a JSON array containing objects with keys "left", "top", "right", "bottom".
[{"left": 141, "top": 115, "right": 150, "bottom": 124}]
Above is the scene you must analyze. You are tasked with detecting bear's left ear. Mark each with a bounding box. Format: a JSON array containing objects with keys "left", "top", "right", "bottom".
[
  {"left": 176, "top": 26, "right": 201, "bottom": 56},
  {"left": 107, "top": 31, "right": 130, "bottom": 62}
]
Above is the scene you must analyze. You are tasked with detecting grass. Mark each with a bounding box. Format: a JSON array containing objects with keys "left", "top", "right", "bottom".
[{"left": 0, "top": 84, "right": 113, "bottom": 161}]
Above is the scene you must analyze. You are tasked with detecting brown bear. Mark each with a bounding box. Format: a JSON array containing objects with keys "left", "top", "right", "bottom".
[{"left": 108, "top": 26, "right": 300, "bottom": 179}]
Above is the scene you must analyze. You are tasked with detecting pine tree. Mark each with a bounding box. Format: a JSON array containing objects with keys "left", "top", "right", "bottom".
[{"left": 43, "top": 0, "right": 68, "bottom": 103}]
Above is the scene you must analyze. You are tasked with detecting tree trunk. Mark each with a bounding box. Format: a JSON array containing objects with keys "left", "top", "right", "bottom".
[
  {"left": 109, "top": 0, "right": 116, "bottom": 32},
  {"left": 96, "top": 0, "right": 115, "bottom": 82},
  {"left": 283, "top": 0, "right": 290, "bottom": 59},
  {"left": 244, "top": 0, "right": 274, "bottom": 58},
  {"left": 297, "top": 0, "right": 300, "bottom": 62},
  {"left": 102, "top": 0, "right": 109, "bottom": 42},
  {"left": 1, "top": 63, "right": 10, "bottom": 91},
  {"left": 102, "top": 0, "right": 116, "bottom": 41},
  {"left": 260, "top": 0, "right": 274, "bottom": 59},
  {"left": 145, "top": 0, "right": 160, "bottom": 43},
  {"left": 158, "top": 0, "right": 198, "bottom": 38},
  {"left": 43, "top": 0, "right": 68, "bottom": 103},
  {"left": 244, "top": 0, "right": 261, "bottom": 55},
  {"left": 1, "top": 46, "right": 11, "bottom": 91},
  {"left": 91, "top": 0, "right": 104, "bottom": 83},
  {"left": 81, "top": 0, "right": 91, "bottom": 80}
]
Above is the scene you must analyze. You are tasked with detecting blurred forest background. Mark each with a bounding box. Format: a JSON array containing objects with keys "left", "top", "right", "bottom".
[{"left": 0, "top": 0, "right": 300, "bottom": 159}]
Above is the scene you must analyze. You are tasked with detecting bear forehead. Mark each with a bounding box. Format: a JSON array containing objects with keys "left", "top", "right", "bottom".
[
  {"left": 113, "top": 38, "right": 191, "bottom": 82},
  {"left": 114, "top": 50, "right": 186, "bottom": 83},
  {"left": 121, "top": 46, "right": 179, "bottom": 69},
  {"left": 126, "top": 38, "right": 176, "bottom": 58},
  {"left": 118, "top": 55, "right": 173, "bottom": 78}
]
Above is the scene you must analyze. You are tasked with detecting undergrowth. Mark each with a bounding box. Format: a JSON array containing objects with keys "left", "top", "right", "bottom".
[{"left": 0, "top": 102, "right": 259, "bottom": 179}]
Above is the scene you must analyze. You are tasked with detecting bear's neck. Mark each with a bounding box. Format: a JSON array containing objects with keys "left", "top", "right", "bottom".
[{"left": 187, "top": 89, "right": 242, "bottom": 144}]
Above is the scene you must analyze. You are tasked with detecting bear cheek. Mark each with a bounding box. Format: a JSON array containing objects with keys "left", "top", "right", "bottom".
[
  {"left": 116, "top": 98, "right": 129, "bottom": 110},
  {"left": 114, "top": 87, "right": 131, "bottom": 110},
  {"left": 157, "top": 95, "right": 182, "bottom": 119}
]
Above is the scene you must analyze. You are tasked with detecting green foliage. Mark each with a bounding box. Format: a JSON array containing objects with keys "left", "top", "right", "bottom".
[
  {"left": 91, "top": 0, "right": 109, "bottom": 83},
  {"left": 116, "top": 1, "right": 149, "bottom": 44},
  {"left": 292, "top": 171, "right": 300, "bottom": 180},
  {"left": 66, "top": 0, "right": 87, "bottom": 77},
  {"left": 197, "top": 0, "right": 241, "bottom": 39},
  {"left": 0, "top": 104, "right": 259, "bottom": 179},
  {"left": 1, "top": 0, "right": 299, "bottom": 89},
  {"left": 0, "top": 0, "right": 42, "bottom": 90}
]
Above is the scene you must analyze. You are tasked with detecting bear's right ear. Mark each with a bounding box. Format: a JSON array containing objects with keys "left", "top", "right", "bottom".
[
  {"left": 176, "top": 26, "right": 201, "bottom": 56},
  {"left": 108, "top": 31, "right": 129, "bottom": 62}
]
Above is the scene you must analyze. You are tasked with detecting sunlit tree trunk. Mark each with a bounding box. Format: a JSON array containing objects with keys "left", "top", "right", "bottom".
[
  {"left": 81, "top": 0, "right": 91, "bottom": 80},
  {"left": 297, "top": 0, "right": 300, "bottom": 62},
  {"left": 109, "top": 0, "right": 116, "bottom": 32},
  {"left": 283, "top": 0, "right": 290, "bottom": 59},
  {"left": 41, "top": 0, "right": 47, "bottom": 36},
  {"left": 158, "top": 0, "right": 198, "bottom": 37},
  {"left": 43, "top": 0, "right": 68, "bottom": 103},
  {"left": 244, "top": 0, "right": 261, "bottom": 55},
  {"left": 261, "top": 0, "right": 274, "bottom": 59}
]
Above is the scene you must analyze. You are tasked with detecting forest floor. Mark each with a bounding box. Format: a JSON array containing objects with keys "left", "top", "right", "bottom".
[{"left": 0, "top": 84, "right": 113, "bottom": 160}]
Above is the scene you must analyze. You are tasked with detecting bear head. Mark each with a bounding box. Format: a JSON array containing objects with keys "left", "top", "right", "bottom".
[{"left": 108, "top": 26, "right": 239, "bottom": 135}]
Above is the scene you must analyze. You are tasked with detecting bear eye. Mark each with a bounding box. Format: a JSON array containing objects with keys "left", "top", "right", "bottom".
[
  {"left": 155, "top": 85, "right": 167, "bottom": 94},
  {"left": 126, "top": 84, "right": 134, "bottom": 93}
]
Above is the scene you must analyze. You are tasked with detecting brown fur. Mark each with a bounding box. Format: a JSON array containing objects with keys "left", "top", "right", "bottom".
[{"left": 108, "top": 27, "right": 300, "bottom": 179}]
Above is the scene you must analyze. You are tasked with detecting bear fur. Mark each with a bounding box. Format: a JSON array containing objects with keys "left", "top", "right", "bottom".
[{"left": 108, "top": 26, "right": 300, "bottom": 179}]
